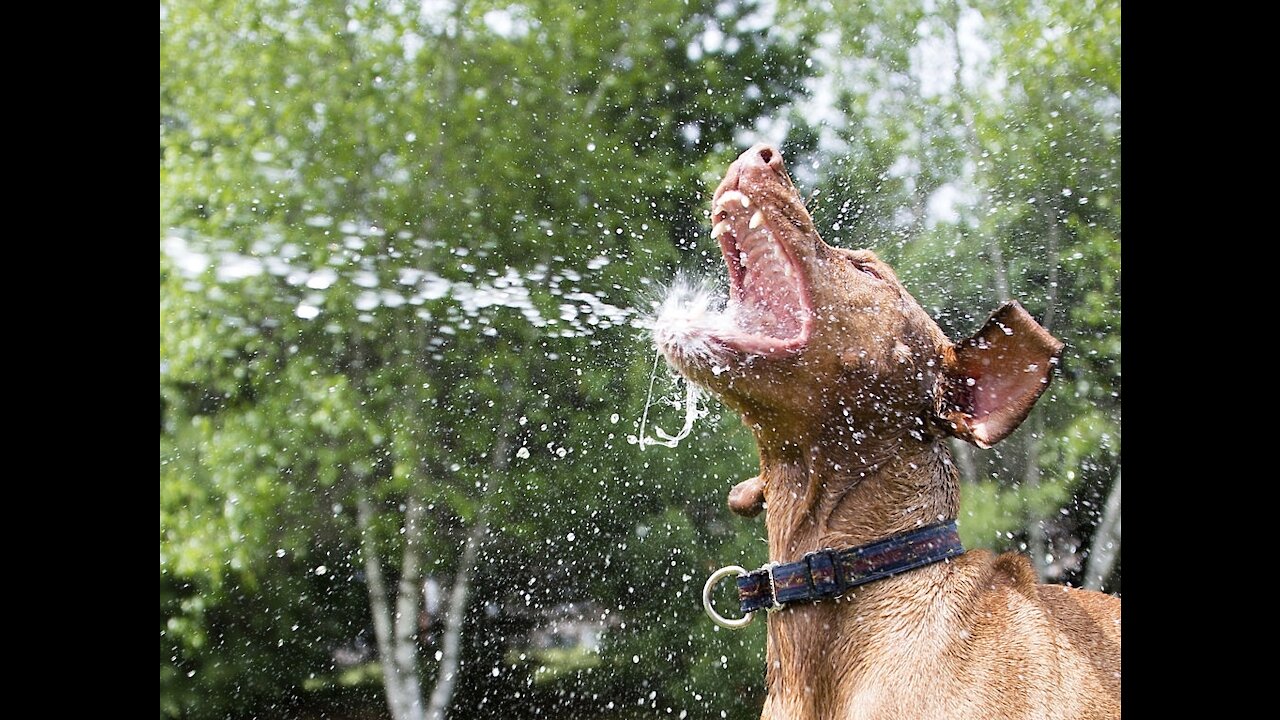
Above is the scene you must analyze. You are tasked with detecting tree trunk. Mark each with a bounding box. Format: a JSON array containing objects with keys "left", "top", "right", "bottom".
[
  {"left": 1021, "top": 421, "right": 1049, "bottom": 581},
  {"left": 943, "top": 0, "right": 1010, "bottom": 305},
  {"left": 949, "top": 438, "right": 977, "bottom": 484},
  {"left": 424, "top": 404, "right": 513, "bottom": 720},
  {"left": 1018, "top": 195, "right": 1064, "bottom": 582},
  {"left": 358, "top": 494, "right": 426, "bottom": 720},
  {"left": 1084, "top": 471, "right": 1121, "bottom": 591},
  {"left": 425, "top": 508, "right": 489, "bottom": 720},
  {"left": 392, "top": 497, "right": 428, "bottom": 720}
]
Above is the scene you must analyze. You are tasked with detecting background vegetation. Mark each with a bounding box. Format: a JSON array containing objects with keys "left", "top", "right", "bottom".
[{"left": 160, "top": 1, "right": 1119, "bottom": 717}]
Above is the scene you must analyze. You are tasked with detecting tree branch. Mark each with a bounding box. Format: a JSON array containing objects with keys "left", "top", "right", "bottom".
[
  {"left": 424, "top": 507, "right": 489, "bottom": 720},
  {"left": 1083, "top": 470, "right": 1121, "bottom": 591},
  {"left": 425, "top": 388, "right": 516, "bottom": 720}
]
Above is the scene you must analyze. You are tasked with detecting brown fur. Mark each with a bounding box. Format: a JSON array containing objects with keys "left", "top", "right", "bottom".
[{"left": 660, "top": 145, "right": 1120, "bottom": 719}]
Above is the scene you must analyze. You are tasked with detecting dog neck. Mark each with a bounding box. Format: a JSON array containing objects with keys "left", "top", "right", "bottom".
[
  {"left": 756, "top": 427, "right": 962, "bottom": 717},
  {"left": 758, "top": 424, "right": 960, "bottom": 558}
]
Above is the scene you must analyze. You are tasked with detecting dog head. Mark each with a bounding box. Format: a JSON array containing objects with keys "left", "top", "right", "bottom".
[{"left": 654, "top": 144, "right": 1063, "bottom": 449}]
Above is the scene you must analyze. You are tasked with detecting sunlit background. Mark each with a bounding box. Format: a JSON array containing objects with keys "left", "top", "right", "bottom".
[{"left": 160, "top": 1, "right": 1120, "bottom": 717}]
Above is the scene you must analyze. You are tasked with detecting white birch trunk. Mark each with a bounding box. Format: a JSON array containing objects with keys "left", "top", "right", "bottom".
[
  {"left": 357, "top": 494, "right": 425, "bottom": 720},
  {"left": 424, "top": 510, "right": 489, "bottom": 720},
  {"left": 423, "top": 409, "right": 512, "bottom": 720},
  {"left": 392, "top": 497, "right": 428, "bottom": 720},
  {"left": 1084, "top": 471, "right": 1121, "bottom": 591}
]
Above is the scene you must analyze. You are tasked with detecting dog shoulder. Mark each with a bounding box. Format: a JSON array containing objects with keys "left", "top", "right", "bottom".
[
  {"left": 1034, "top": 584, "right": 1122, "bottom": 658},
  {"left": 953, "top": 550, "right": 1122, "bottom": 715},
  {"left": 958, "top": 549, "right": 1041, "bottom": 600},
  {"left": 991, "top": 551, "right": 1041, "bottom": 595},
  {"left": 968, "top": 550, "right": 1122, "bottom": 634}
]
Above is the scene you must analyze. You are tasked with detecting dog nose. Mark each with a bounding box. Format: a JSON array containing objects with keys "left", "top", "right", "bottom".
[{"left": 747, "top": 143, "right": 784, "bottom": 172}]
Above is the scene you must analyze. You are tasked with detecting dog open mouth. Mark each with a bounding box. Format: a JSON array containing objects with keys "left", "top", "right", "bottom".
[
  {"left": 709, "top": 185, "right": 813, "bottom": 358},
  {"left": 652, "top": 145, "right": 815, "bottom": 366}
]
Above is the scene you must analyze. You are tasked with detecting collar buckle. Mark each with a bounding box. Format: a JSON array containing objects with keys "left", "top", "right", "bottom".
[
  {"left": 804, "top": 547, "right": 843, "bottom": 598},
  {"left": 763, "top": 562, "right": 784, "bottom": 613}
]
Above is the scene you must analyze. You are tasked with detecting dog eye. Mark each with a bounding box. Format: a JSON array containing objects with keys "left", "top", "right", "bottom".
[{"left": 853, "top": 262, "right": 884, "bottom": 281}]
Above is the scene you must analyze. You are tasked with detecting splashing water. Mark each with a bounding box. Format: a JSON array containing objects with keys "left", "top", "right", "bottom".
[
  {"left": 169, "top": 226, "right": 732, "bottom": 451},
  {"left": 648, "top": 275, "right": 737, "bottom": 365},
  {"left": 627, "top": 274, "right": 734, "bottom": 449},
  {"left": 629, "top": 352, "right": 708, "bottom": 449},
  {"left": 161, "top": 234, "right": 633, "bottom": 339}
]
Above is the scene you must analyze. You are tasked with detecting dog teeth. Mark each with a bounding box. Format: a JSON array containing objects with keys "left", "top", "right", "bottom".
[
  {"left": 715, "top": 190, "right": 751, "bottom": 213},
  {"left": 749, "top": 211, "right": 764, "bottom": 229},
  {"left": 711, "top": 221, "right": 729, "bottom": 239}
]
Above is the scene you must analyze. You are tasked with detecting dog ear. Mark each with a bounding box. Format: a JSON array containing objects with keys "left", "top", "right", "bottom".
[{"left": 939, "top": 301, "right": 1064, "bottom": 449}]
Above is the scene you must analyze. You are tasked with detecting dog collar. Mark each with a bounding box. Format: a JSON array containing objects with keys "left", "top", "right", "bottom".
[{"left": 702, "top": 520, "right": 964, "bottom": 629}]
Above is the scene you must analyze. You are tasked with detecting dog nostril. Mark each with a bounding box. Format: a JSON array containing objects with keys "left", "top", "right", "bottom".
[{"left": 759, "top": 148, "right": 773, "bottom": 164}]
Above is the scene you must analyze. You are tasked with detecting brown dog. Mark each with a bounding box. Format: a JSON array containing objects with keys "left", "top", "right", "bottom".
[{"left": 655, "top": 145, "right": 1120, "bottom": 719}]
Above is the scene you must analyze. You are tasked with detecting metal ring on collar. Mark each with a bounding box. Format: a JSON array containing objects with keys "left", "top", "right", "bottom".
[{"left": 702, "top": 565, "right": 756, "bottom": 629}]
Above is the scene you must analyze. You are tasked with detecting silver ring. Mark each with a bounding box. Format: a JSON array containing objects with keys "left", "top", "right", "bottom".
[{"left": 702, "top": 565, "right": 755, "bottom": 629}]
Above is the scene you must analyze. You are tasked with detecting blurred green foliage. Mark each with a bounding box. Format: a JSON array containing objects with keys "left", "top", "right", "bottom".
[{"left": 160, "top": 0, "right": 1119, "bottom": 717}]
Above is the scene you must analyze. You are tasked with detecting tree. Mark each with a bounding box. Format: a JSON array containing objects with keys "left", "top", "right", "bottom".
[
  {"left": 161, "top": 1, "right": 810, "bottom": 717},
  {"left": 780, "top": 0, "right": 1120, "bottom": 586}
]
